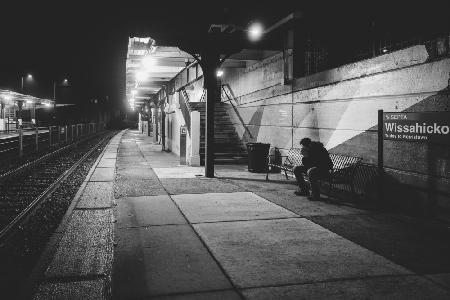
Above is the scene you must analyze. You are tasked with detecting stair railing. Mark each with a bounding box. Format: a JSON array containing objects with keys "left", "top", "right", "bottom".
[
  {"left": 179, "top": 87, "right": 191, "bottom": 135},
  {"left": 220, "top": 84, "right": 253, "bottom": 139}
]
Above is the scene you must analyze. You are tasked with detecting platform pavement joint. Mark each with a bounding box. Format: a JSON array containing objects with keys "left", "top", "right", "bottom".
[
  {"left": 31, "top": 130, "right": 125, "bottom": 300},
  {"left": 111, "top": 130, "right": 450, "bottom": 299},
  {"left": 32, "top": 129, "right": 450, "bottom": 299}
]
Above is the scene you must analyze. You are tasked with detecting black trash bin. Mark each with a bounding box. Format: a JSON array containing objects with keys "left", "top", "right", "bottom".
[{"left": 246, "top": 142, "right": 270, "bottom": 173}]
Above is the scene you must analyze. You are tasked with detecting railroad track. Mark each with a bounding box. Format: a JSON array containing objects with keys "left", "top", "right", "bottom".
[{"left": 0, "top": 130, "right": 116, "bottom": 242}]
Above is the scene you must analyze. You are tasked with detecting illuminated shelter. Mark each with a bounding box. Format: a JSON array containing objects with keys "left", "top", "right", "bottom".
[
  {"left": 0, "top": 89, "right": 54, "bottom": 130},
  {"left": 126, "top": 37, "right": 193, "bottom": 110}
]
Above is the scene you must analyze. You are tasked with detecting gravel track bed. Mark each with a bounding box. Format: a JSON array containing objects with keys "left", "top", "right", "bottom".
[{"left": 0, "top": 131, "right": 116, "bottom": 298}]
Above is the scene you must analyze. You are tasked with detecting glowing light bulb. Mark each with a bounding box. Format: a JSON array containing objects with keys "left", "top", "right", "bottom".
[{"left": 248, "top": 22, "right": 263, "bottom": 42}]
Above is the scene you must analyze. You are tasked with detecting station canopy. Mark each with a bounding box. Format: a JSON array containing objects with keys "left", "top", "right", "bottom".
[
  {"left": 0, "top": 89, "right": 54, "bottom": 108},
  {"left": 126, "top": 37, "right": 193, "bottom": 106},
  {"left": 126, "top": 36, "right": 280, "bottom": 108}
]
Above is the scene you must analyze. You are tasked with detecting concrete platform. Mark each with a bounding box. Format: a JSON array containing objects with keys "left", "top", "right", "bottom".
[{"left": 30, "top": 130, "right": 450, "bottom": 299}]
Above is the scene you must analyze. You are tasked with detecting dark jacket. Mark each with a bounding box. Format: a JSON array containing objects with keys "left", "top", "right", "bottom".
[{"left": 301, "top": 142, "right": 333, "bottom": 171}]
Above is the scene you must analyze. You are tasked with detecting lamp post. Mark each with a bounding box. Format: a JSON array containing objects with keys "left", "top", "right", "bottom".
[
  {"left": 21, "top": 73, "right": 33, "bottom": 92},
  {"left": 53, "top": 78, "right": 70, "bottom": 124}
]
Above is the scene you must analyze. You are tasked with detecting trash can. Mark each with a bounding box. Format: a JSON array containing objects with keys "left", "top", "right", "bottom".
[{"left": 246, "top": 142, "right": 270, "bottom": 173}]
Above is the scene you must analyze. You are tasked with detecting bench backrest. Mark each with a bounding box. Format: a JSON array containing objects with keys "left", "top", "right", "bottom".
[
  {"left": 286, "top": 148, "right": 303, "bottom": 166},
  {"left": 330, "top": 153, "right": 362, "bottom": 177}
]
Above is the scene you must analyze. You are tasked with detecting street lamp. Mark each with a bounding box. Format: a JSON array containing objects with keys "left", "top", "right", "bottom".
[
  {"left": 248, "top": 22, "right": 264, "bottom": 42},
  {"left": 53, "top": 78, "right": 70, "bottom": 124},
  {"left": 21, "top": 73, "right": 33, "bottom": 91}
]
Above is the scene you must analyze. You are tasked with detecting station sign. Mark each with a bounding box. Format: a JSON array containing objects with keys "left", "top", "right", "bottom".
[{"left": 383, "top": 112, "right": 450, "bottom": 144}]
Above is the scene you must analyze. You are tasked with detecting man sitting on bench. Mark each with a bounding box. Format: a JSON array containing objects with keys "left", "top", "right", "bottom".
[{"left": 293, "top": 138, "right": 333, "bottom": 201}]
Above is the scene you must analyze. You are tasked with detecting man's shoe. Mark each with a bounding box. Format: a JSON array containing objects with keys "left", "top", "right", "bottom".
[{"left": 294, "top": 189, "right": 309, "bottom": 196}]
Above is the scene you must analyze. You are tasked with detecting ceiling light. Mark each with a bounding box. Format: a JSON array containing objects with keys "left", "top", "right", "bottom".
[{"left": 248, "top": 22, "right": 264, "bottom": 42}]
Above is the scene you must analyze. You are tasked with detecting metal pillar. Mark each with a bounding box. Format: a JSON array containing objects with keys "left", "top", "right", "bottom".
[
  {"left": 19, "top": 127, "right": 23, "bottom": 157},
  {"left": 31, "top": 102, "right": 36, "bottom": 125},
  {"left": 202, "top": 51, "right": 220, "bottom": 178},
  {"left": 377, "top": 109, "right": 384, "bottom": 203},
  {"left": 49, "top": 126, "right": 52, "bottom": 146},
  {"left": 0, "top": 102, "right": 4, "bottom": 119},
  {"left": 17, "top": 100, "right": 23, "bottom": 129},
  {"left": 35, "top": 126, "right": 39, "bottom": 152}
]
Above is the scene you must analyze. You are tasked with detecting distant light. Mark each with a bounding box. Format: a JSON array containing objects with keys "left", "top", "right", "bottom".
[
  {"left": 216, "top": 70, "right": 224, "bottom": 77},
  {"left": 27, "top": 74, "right": 33, "bottom": 79},
  {"left": 248, "top": 22, "right": 264, "bottom": 42},
  {"left": 44, "top": 102, "right": 52, "bottom": 107},
  {"left": 136, "top": 71, "right": 148, "bottom": 82},
  {"left": 63, "top": 78, "right": 69, "bottom": 84},
  {"left": 26, "top": 100, "right": 33, "bottom": 104},
  {"left": 382, "top": 48, "right": 388, "bottom": 53}
]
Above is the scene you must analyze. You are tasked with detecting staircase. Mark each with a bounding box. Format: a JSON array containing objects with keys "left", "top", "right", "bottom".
[{"left": 187, "top": 102, "right": 248, "bottom": 165}]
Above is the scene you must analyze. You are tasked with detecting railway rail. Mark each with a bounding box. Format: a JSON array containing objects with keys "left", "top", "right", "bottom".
[{"left": 0, "top": 130, "right": 116, "bottom": 243}]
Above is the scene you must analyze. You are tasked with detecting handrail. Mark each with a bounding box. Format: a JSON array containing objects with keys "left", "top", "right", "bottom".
[
  {"left": 179, "top": 88, "right": 191, "bottom": 135},
  {"left": 221, "top": 84, "right": 253, "bottom": 139}
]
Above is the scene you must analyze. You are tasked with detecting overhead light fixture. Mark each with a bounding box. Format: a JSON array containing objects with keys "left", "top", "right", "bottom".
[
  {"left": 216, "top": 69, "right": 224, "bottom": 77},
  {"left": 248, "top": 22, "right": 264, "bottom": 42}
]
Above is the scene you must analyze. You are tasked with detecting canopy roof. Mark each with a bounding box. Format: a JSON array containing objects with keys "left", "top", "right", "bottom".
[{"left": 0, "top": 89, "right": 54, "bottom": 107}]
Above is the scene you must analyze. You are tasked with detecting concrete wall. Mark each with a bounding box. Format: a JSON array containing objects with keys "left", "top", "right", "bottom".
[{"left": 221, "top": 43, "right": 450, "bottom": 219}]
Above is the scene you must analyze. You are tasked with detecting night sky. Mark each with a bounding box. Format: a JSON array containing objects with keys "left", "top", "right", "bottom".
[{"left": 0, "top": 1, "right": 447, "bottom": 112}]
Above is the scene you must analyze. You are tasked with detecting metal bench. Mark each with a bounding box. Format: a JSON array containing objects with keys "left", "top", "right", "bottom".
[{"left": 266, "top": 148, "right": 362, "bottom": 199}]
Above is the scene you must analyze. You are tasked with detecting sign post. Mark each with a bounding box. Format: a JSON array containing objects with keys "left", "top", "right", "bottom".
[{"left": 377, "top": 110, "right": 384, "bottom": 203}]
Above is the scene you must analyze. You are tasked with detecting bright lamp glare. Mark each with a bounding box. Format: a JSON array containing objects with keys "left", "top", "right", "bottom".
[
  {"left": 27, "top": 74, "right": 33, "bottom": 79},
  {"left": 248, "top": 22, "right": 263, "bottom": 42},
  {"left": 44, "top": 102, "right": 51, "bottom": 107},
  {"left": 216, "top": 70, "right": 224, "bottom": 77},
  {"left": 142, "top": 56, "right": 156, "bottom": 69},
  {"left": 26, "top": 100, "right": 33, "bottom": 104},
  {"left": 136, "top": 71, "right": 148, "bottom": 82}
]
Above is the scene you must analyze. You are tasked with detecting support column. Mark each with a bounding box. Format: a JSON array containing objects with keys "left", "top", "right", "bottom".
[
  {"left": 138, "top": 112, "right": 142, "bottom": 133},
  {"left": 17, "top": 100, "right": 23, "bottom": 129},
  {"left": 151, "top": 108, "right": 157, "bottom": 142},
  {"left": 161, "top": 107, "right": 166, "bottom": 151},
  {"left": 202, "top": 51, "right": 220, "bottom": 178},
  {"left": 31, "top": 102, "right": 36, "bottom": 126},
  {"left": 189, "top": 111, "right": 201, "bottom": 166},
  {"left": 0, "top": 102, "right": 5, "bottom": 131}
]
